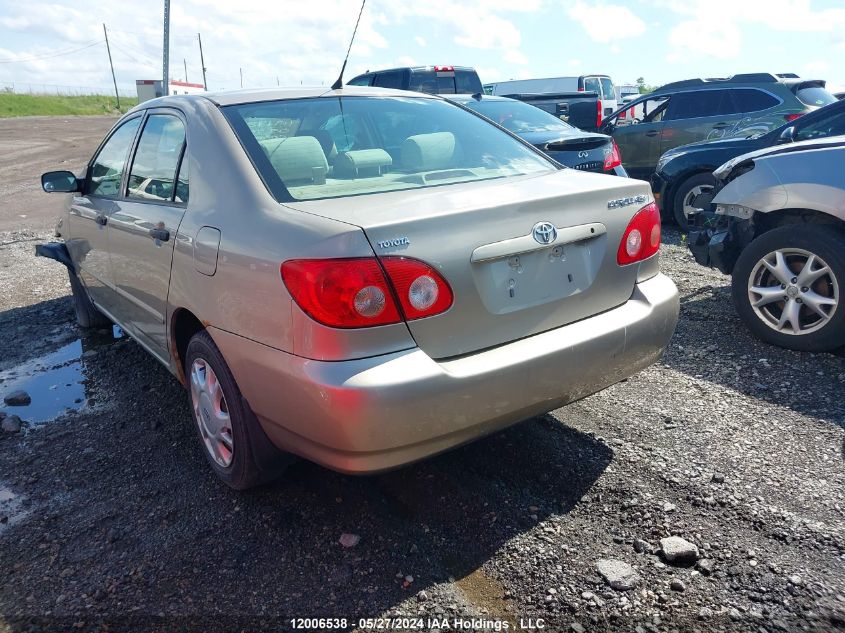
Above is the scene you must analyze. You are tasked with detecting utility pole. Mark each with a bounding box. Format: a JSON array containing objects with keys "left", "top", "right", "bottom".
[
  {"left": 183, "top": 58, "right": 188, "bottom": 83},
  {"left": 162, "top": 0, "right": 170, "bottom": 95},
  {"left": 197, "top": 33, "right": 207, "bottom": 90},
  {"left": 239, "top": 67, "right": 243, "bottom": 89},
  {"left": 102, "top": 24, "right": 120, "bottom": 109}
]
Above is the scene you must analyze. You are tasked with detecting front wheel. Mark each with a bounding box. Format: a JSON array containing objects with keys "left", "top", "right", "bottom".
[
  {"left": 731, "top": 225, "right": 845, "bottom": 352},
  {"left": 672, "top": 172, "right": 715, "bottom": 231},
  {"left": 185, "top": 330, "right": 290, "bottom": 489}
]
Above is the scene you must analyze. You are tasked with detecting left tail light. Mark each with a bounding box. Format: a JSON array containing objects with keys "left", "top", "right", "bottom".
[
  {"left": 281, "top": 257, "right": 452, "bottom": 328},
  {"left": 784, "top": 113, "right": 803, "bottom": 122},
  {"left": 617, "top": 202, "right": 661, "bottom": 265},
  {"left": 603, "top": 140, "right": 622, "bottom": 171}
]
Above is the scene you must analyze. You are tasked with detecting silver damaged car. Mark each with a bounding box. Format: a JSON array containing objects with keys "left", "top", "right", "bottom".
[{"left": 38, "top": 87, "right": 679, "bottom": 488}]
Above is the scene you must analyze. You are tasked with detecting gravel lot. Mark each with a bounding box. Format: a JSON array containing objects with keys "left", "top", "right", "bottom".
[{"left": 0, "top": 116, "right": 843, "bottom": 633}]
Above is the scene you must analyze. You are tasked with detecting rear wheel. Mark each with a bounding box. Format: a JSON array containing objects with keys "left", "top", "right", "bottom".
[
  {"left": 731, "top": 225, "right": 845, "bottom": 352},
  {"left": 672, "top": 172, "right": 715, "bottom": 231},
  {"left": 68, "top": 269, "right": 111, "bottom": 328},
  {"left": 185, "top": 330, "right": 290, "bottom": 489}
]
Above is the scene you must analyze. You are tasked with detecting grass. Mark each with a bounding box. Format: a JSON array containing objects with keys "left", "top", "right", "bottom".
[{"left": 0, "top": 93, "right": 139, "bottom": 118}]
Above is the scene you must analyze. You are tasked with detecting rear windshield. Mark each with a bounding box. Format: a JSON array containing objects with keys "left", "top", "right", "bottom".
[
  {"left": 795, "top": 86, "right": 837, "bottom": 107},
  {"left": 407, "top": 70, "right": 483, "bottom": 95},
  {"left": 223, "top": 96, "right": 555, "bottom": 202},
  {"left": 463, "top": 99, "right": 576, "bottom": 135}
]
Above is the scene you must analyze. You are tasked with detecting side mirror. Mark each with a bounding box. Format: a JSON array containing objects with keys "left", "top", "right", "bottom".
[
  {"left": 776, "top": 126, "right": 796, "bottom": 144},
  {"left": 41, "top": 171, "right": 80, "bottom": 193}
]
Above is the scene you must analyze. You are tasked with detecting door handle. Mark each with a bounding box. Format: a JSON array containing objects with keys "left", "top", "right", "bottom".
[
  {"left": 95, "top": 214, "right": 108, "bottom": 226},
  {"left": 645, "top": 130, "right": 659, "bottom": 137},
  {"left": 148, "top": 228, "right": 170, "bottom": 242},
  {"left": 712, "top": 122, "right": 730, "bottom": 129}
]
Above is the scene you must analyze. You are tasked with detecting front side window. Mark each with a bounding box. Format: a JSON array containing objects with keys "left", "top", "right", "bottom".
[
  {"left": 127, "top": 114, "right": 186, "bottom": 203},
  {"left": 347, "top": 75, "right": 373, "bottom": 87},
  {"left": 795, "top": 107, "right": 845, "bottom": 141},
  {"left": 87, "top": 117, "right": 142, "bottom": 197},
  {"left": 224, "top": 96, "right": 555, "bottom": 202}
]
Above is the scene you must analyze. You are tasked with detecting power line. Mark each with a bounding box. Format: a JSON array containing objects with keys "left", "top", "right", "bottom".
[{"left": 0, "top": 40, "right": 103, "bottom": 64}]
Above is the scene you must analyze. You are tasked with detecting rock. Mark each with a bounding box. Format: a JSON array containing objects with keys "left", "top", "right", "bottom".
[
  {"left": 338, "top": 533, "right": 360, "bottom": 548},
  {"left": 663, "top": 502, "right": 677, "bottom": 513},
  {"left": 633, "top": 539, "right": 653, "bottom": 554},
  {"left": 1, "top": 415, "right": 22, "bottom": 433},
  {"left": 712, "top": 473, "right": 725, "bottom": 484},
  {"left": 596, "top": 559, "right": 640, "bottom": 591},
  {"left": 3, "top": 390, "right": 31, "bottom": 406},
  {"left": 571, "top": 624, "right": 586, "bottom": 633},
  {"left": 660, "top": 536, "right": 699, "bottom": 565},
  {"left": 788, "top": 574, "right": 803, "bottom": 586},
  {"left": 405, "top": 575, "right": 414, "bottom": 583},
  {"left": 669, "top": 579, "right": 686, "bottom": 592},
  {"left": 696, "top": 559, "right": 715, "bottom": 575},
  {"left": 417, "top": 590, "right": 428, "bottom": 602},
  {"left": 698, "top": 607, "right": 713, "bottom": 619}
]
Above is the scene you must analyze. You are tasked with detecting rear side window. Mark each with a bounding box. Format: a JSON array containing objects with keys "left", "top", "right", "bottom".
[
  {"left": 600, "top": 78, "right": 615, "bottom": 101},
  {"left": 127, "top": 114, "right": 187, "bottom": 203},
  {"left": 795, "top": 86, "right": 837, "bottom": 107},
  {"left": 583, "top": 77, "right": 600, "bottom": 94},
  {"left": 373, "top": 71, "right": 404, "bottom": 90},
  {"left": 666, "top": 90, "right": 735, "bottom": 120},
  {"left": 730, "top": 89, "right": 779, "bottom": 113},
  {"left": 86, "top": 117, "right": 142, "bottom": 197}
]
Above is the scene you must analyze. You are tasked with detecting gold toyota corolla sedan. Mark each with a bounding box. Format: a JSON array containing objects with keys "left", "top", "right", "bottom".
[{"left": 38, "top": 86, "right": 679, "bottom": 488}]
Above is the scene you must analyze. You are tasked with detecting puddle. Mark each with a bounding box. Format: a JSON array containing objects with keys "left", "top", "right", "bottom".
[{"left": 0, "top": 325, "right": 124, "bottom": 425}]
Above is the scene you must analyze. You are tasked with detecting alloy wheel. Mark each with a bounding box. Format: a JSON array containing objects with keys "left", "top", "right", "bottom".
[
  {"left": 747, "top": 248, "right": 838, "bottom": 336},
  {"left": 681, "top": 184, "right": 714, "bottom": 221},
  {"left": 190, "top": 358, "right": 234, "bottom": 467}
]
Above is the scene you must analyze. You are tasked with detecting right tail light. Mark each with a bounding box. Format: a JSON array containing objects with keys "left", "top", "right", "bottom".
[
  {"left": 596, "top": 99, "right": 603, "bottom": 129},
  {"left": 617, "top": 202, "right": 661, "bottom": 265}
]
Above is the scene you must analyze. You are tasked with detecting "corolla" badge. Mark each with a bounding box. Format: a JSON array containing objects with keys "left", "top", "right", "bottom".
[
  {"left": 607, "top": 194, "right": 648, "bottom": 209},
  {"left": 532, "top": 221, "right": 557, "bottom": 245}
]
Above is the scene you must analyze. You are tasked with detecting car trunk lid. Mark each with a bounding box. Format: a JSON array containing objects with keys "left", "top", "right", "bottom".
[{"left": 285, "top": 170, "right": 652, "bottom": 359}]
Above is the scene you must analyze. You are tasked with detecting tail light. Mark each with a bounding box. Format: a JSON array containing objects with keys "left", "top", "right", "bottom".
[
  {"left": 617, "top": 202, "right": 661, "bottom": 265},
  {"left": 596, "top": 99, "right": 603, "bottom": 129},
  {"left": 619, "top": 108, "right": 627, "bottom": 120},
  {"left": 784, "top": 113, "right": 803, "bottom": 122},
  {"left": 434, "top": 65, "right": 454, "bottom": 72},
  {"left": 603, "top": 140, "right": 622, "bottom": 171},
  {"left": 281, "top": 257, "right": 452, "bottom": 328}
]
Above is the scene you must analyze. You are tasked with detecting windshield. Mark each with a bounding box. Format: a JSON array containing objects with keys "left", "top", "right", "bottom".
[
  {"left": 224, "top": 96, "right": 555, "bottom": 202},
  {"left": 463, "top": 99, "right": 576, "bottom": 135}
]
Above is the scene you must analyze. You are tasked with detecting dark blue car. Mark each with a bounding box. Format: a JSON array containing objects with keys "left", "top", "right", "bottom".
[{"left": 451, "top": 94, "right": 627, "bottom": 177}]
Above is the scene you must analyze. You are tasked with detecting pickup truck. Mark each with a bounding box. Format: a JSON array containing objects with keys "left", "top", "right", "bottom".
[{"left": 499, "top": 91, "right": 603, "bottom": 133}]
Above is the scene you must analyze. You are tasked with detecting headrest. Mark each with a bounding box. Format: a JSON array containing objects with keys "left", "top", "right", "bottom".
[
  {"left": 401, "top": 132, "right": 456, "bottom": 171},
  {"left": 333, "top": 149, "right": 393, "bottom": 178},
  {"left": 259, "top": 136, "right": 328, "bottom": 184}
]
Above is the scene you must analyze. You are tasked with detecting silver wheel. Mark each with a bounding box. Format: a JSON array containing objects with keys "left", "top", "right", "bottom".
[
  {"left": 681, "top": 184, "right": 714, "bottom": 220},
  {"left": 747, "top": 248, "right": 838, "bottom": 336},
  {"left": 190, "top": 358, "right": 234, "bottom": 467}
]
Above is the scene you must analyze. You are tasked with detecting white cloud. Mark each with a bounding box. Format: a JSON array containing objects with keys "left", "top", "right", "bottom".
[
  {"left": 667, "top": 20, "right": 741, "bottom": 62},
  {"left": 503, "top": 49, "right": 529, "bottom": 65},
  {"left": 414, "top": 36, "right": 426, "bottom": 47},
  {"left": 566, "top": 1, "right": 646, "bottom": 43}
]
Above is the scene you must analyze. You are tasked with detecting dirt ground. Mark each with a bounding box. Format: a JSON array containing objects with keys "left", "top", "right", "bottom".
[{"left": 0, "top": 116, "right": 843, "bottom": 633}]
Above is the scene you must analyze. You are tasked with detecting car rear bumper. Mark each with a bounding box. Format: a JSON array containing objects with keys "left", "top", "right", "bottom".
[{"left": 210, "top": 273, "right": 679, "bottom": 474}]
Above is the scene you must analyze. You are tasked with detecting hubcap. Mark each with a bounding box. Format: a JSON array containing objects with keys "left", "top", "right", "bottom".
[
  {"left": 682, "top": 184, "right": 714, "bottom": 220},
  {"left": 190, "top": 358, "right": 233, "bottom": 467},
  {"left": 747, "top": 248, "right": 838, "bottom": 336}
]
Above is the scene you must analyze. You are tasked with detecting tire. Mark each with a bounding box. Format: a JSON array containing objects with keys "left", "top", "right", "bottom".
[
  {"left": 672, "top": 172, "right": 716, "bottom": 231},
  {"left": 731, "top": 224, "right": 845, "bottom": 352},
  {"left": 68, "top": 269, "right": 111, "bottom": 328},
  {"left": 184, "top": 330, "right": 290, "bottom": 489}
]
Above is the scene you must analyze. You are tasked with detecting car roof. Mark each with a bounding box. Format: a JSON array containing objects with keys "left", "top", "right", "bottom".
[
  {"left": 653, "top": 72, "right": 819, "bottom": 95},
  {"left": 352, "top": 65, "right": 477, "bottom": 75},
  {"left": 129, "top": 85, "right": 441, "bottom": 111},
  {"left": 449, "top": 94, "right": 513, "bottom": 103}
]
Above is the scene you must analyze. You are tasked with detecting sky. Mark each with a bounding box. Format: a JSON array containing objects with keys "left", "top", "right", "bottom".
[{"left": 1, "top": 0, "right": 844, "bottom": 95}]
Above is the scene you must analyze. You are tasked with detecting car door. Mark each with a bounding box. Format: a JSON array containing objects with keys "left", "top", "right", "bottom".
[
  {"left": 66, "top": 115, "right": 143, "bottom": 314},
  {"left": 609, "top": 95, "right": 670, "bottom": 180},
  {"left": 661, "top": 89, "right": 739, "bottom": 152},
  {"left": 106, "top": 109, "right": 189, "bottom": 360}
]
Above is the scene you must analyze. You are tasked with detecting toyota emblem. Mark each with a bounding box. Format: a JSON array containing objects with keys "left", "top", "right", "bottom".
[{"left": 532, "top": 221, "right": 557, "bottom": 245}]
